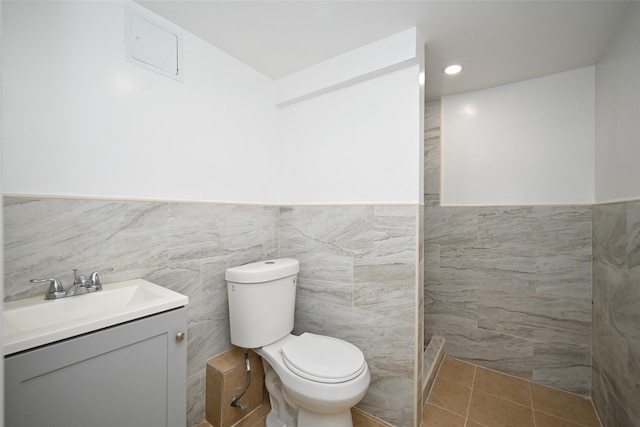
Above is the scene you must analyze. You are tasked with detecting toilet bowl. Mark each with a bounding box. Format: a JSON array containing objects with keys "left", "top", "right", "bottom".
[
  {"left": 225, "top": 258, "right": 370, "bottom": 427},
  {"left": 257, "top": 333, "right": 370, "bottom": 426}
]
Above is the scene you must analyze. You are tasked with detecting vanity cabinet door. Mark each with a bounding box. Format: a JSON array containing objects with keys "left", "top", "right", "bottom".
[{"left": 5, "top": 307, "right": 187, "bottom": 427}]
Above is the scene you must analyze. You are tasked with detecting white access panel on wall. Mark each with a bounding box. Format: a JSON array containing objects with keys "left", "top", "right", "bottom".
[{"left": 125, "top": 5, "right": 182, "bottom": 81}]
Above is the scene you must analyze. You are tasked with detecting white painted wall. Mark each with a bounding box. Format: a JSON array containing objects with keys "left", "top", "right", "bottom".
[
  {"left": 2, "top": 1, "right": 279, "bottom": 203},
  {"left": 595, "top": 2, "right": 640, "bottom": 203},
  {"left": 276, "top": 27, "right": 421, "bottom": 106},
  {"left": 3, "top": 2, "right": 424, "bottom": 205},
  {"left": 279, "top": 64, "right": 423, "bottom": 204},
  {"left": 441, "top": 66, "right": 595, "bottom": 206},
  {"left": 276, "top": 27, "right": 424, "bottom": 204}
]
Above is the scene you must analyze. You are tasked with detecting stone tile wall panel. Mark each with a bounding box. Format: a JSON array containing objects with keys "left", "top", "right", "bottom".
[
  {"left": 592, "top": 201, "right": 640, "bottom": 426},
  {"left": 3, "top": 197, "right": 278, "bottom": 427}
]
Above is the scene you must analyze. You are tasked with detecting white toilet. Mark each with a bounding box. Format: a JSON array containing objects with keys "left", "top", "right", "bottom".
[{"left": 226, "top": 258, "right": 370, "bottom": 427}]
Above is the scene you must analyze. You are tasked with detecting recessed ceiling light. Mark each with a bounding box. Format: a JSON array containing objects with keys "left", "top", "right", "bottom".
[{"left": 443, "top": 64, "right": 463, "bottom": 75}]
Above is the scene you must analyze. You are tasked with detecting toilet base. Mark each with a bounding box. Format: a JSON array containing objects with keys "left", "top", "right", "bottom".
[
  {"left": 262, "top": 359, "right": 356, "bottom": 427},
  {"left": 257, "top": 334, "right": 368, "bottom": 427},
  {"left": 297, "top": 407, "right": 353, "bottom": 427},
  {"left": 264, "top": 407, "right": 353, "bottom": 427},
  {"left": 265, "top": 411, "right": 291, "bottom": 427}
]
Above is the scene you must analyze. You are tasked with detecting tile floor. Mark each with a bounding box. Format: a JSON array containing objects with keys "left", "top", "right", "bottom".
[
  {"left": 424, "top": 357, "right": 602, "bottom": 427},
  {"left": 200, "top": 355, "right": 602, "bottom": 427},
  {"left": 199, "top": 407, "right": 393, "bottom": 427}
]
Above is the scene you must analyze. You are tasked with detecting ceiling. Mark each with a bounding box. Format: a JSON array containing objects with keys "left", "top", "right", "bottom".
[{"left": 139, "top": 1, "right": 631, "bottom": 99}]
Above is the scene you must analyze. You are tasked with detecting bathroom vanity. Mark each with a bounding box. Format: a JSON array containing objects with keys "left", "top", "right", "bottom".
[{"left": 3, "top": 279, "right": 188, "bottom": 427}]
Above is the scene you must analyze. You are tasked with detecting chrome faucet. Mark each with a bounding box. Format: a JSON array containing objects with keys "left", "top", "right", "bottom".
[
  {"left": 65, "top": 269, "right": 90, "bottom": 297},
  {"left": 31, "top": 268, "right": 113, "bottom": 300},
  {"left": 88, "top": 268, "right": 113, "bottom": 291},
  {"left": 29, "top": 278, "right": 66, "bottom": 300}
]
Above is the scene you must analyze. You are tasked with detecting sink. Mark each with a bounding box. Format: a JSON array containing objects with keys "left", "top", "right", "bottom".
[{"left": 3, "top": 279, "right": 188, "bottom": 355}]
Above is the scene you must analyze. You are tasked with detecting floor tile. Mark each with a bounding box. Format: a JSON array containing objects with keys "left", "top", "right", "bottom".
[
  {"left": 437, "top": 357, "right": 476, "bottom": 387},
  {"left": 530, "top": 383, "right": 601, "bottom": 426},
  {"left": 473, "top": 366, "right": 532, "bottom": 407},
  {"left": 468, "top": 390, "right": 535, "bottom": 427},
  {"left": 352, "top": 407, "right": 395, "bottom": 427},
  {"left": 422, "top": 403, "right": 466, "bottom": 427},
  {"left": 247, "top": 416, "right": 267, "bottom": 427},
  {"left": 427, "top": 376, "right": 472, "bottom": 416},
  {"left": 534, "top": 410, "right": 584, "bottom": 427},
  {"left": 204, "top": 356, "right": 604, "bottom": 427}
]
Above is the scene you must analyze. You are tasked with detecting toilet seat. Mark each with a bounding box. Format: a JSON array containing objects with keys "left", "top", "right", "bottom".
[{"left": 280, "top": 333, "right": 366, "bottom": 384}]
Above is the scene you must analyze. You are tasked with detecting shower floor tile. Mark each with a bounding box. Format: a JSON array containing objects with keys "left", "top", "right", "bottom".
[{"left": 424, "top": 356, "right": 602, "bottom": 427}]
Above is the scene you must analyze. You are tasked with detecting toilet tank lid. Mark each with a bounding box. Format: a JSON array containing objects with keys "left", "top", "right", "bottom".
[{"left": 225, "top": 258, "right": 299, "bottom": 283}]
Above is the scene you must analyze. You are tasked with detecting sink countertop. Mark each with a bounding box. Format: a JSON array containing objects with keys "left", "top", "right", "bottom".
[{"left": 3, "top": 279, "right": 189, "bottom": 356}]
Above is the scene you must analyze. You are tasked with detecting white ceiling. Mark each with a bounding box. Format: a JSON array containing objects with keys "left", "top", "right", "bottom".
[{"left": 139, "top": 1, "right": 631, "bottom": 99}]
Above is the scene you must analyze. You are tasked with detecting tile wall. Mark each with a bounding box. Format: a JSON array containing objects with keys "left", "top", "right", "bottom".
[
  {"left": 416, "top": 203, "right": 425, "bottom": 418},
  {"left": 3, "top": 197, "right": 279, "bottom": 427},
  {"left": 592, "top": 201, "right": 640, "bottom": 426},
  {"left": 424, "top": 99, "right": 593, "bottom": 395},
  {"left": 279, "top": 205, "right": 421, "bottom": 427},
  {"left": 4, "top": 198, "right": 422, "bottom": 427}
]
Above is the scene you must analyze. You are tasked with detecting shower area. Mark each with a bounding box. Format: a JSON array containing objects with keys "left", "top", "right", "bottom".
[
  {"left": 422, "top": 4, "right": 640, "bottom": 419},
  {"left": 421, "top": 98, "right": 593, "bottom": 396}
]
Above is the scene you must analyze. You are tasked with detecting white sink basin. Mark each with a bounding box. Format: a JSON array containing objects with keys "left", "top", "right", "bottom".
[{"left": 3, "top": 279, "right": 188, "bottom": 355}]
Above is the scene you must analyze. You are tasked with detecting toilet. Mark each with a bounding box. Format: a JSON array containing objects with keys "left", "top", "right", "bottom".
[{"left": 226, "top": 258, "right": 370, "bottom": 427}]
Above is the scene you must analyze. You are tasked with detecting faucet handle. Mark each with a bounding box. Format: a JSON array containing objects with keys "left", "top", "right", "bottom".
[
  {"left": 72, "top": 268, "right": 88, "bottom": 285},
  {"left": 89, "top": 268, "right": 114, "bottom": 290},
  {"left": 31, "top": 277, "right": 66, "bottom": 300}
]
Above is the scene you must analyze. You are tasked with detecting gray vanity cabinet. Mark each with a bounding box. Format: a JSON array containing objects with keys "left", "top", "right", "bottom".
[{"left": 5, "top": 307, "right": 187, "bottom": 427}]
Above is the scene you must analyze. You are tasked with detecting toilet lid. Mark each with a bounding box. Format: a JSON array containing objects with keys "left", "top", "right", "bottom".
[{"left": 280, "top": 333, "right": 366, "bottom": 384}]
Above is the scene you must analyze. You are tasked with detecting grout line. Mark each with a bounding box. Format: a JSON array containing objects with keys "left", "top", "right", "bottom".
[
  {"left": 528, "top": 378, "right": 595, "bottom": 399},
  {"left": 426, "top": 402, "right": 468, "bottom": 421},
  {"left": 589, "top": 399, "right": 604, "bottom": 427},
  {"left": 469, "top": 388, "right": 534, "bottom": 410},
  {"left": 529, "top": 379, "right": 536, "bottom": 427},
  {"left": 461, "top": 359, "right": 530, "bottom": 383},
  {"left": 463, "top": 366, "right": 477, "bottom": 427},
  {"left": 534, "top": 409, "right": 592, "bottom": 427}
]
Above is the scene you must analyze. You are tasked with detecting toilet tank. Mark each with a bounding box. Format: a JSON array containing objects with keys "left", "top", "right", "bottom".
[{"left": 225, "top": 258, "right": 299, "bottom": 349}]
